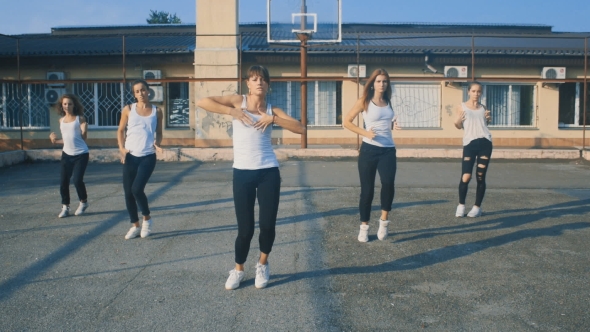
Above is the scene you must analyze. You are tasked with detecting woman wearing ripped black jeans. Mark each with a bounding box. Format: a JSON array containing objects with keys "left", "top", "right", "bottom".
[{"left": 454, "top": 81, "right": 492, "bottom": 218}]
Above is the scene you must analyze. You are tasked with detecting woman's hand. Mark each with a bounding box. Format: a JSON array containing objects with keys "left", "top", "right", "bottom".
[
  {"left": 119, "top": 148, "right": 129, "bottom": 164},
  {"left": 455, "top": 109, "right": 465, "bottom": 129},
  {"left": 253, "top": 110, "right": 274, "bottom": 131},
  {"left": 393, "top": 119, "right": 402, "bottom": 130},
  {"left": 49, "top": 132, "right": 57, "bottom": 144},
  {"left": 229, "top": 107, "right": 254, "bottom": 126},
  {"left": 485, "top": 110, "right": 492, "bottom": 124},
  {"left": 365, "top": 127, "right": 377, "bottom": 140},
  {"left": 154, "top": 144, "right": 163, "bottom": 154}
]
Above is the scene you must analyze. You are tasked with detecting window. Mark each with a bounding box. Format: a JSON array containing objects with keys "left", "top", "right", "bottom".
[
  {"left": 0, "top": 83, "right": 49, "bottom": 129},
  {"left": 391, "top": 83, "right": 440, "bottom": 128},
  {"left": 463, "top": 84, "right": 536, "bottom": 127},
  {"left": 559, "top": 83, "right": 589, "bottom": 127},
  {"left": 268, "top": 81, "right": 341, "bottom": 126},
  {"left": 167, "top": 82, "right": 190, "bottom": 127},
  {"left": 73, "top": 83, "right": 135, "bottom": 127}
]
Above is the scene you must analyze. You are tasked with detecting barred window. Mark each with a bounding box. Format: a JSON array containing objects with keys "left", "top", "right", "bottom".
[
  {"left": 167, "top": 82, "right": 189, "bottom": 127},
  {"left": 73, "top": 83, "right": 135, "bottom": 127},
  {"left": 391, "top": 83, "right": 440, "bottom": 128},
  {"left": 268, "top": 81, "right": 341, "bottom": 126},
  {"left": 463, "top": 84, "right": 536, "bottom": 127},
  {"left": 0, "top": 83, "right": 49, "bottom": 129},
  {"left": 559, "top": 83, "right": 589, "bottom": 127}
]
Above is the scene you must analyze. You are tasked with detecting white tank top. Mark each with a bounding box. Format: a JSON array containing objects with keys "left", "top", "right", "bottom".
[
  {"left": 125, "top": 103, "right": 157, "bottom": 157},
  {"left": 461, "top": 103, "right": 492, "bottom": 146},
  {"left": 232, "top": 95, "right": 279, "bottom": 170},
  {"left": 60, "top": 116, "right": 89, "bottom": 156},
  {"left": 362, "top": 101, "right": 395, "bottom": 148}
]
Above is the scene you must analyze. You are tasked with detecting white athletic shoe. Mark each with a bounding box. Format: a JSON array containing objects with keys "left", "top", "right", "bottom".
[
  {"left": 124, "top": 226, "right": 141, "bottom": 240},
  {"left": 358, "top": 224, "right": 369, "bottom": 242},
  {"left": 255, "top": 262, "right": 270, "bottom": 289},
  {"left": 467, "top": 206, "right": 482, "bottom": 217},
  {"left": 140, "top": 219, "right": 152, "bottom": 238},
  {"left": 225, "top": 269, "right": 245, "bottom": 290},
  {"left": 377, "top": 219, "right": 390, "bottom": 240},
  {"left": 75, "top": 202, "right": 89, "bottom": 216},
  {"left": 455, "top": 204, "right": 466, "bottom": 217},
  {"left": 58, "top": 205, "right": 69, "bottom": 218}
]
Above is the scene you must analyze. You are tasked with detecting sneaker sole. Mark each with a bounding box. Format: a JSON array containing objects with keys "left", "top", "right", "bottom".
[{"left": 255, "top": 284, "right": 268, "bottom": 289}]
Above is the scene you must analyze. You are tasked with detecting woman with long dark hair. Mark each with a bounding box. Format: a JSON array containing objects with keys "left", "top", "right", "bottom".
[
  {"left": 343, "top": 68, "right": 401, "bottom": 242},
  {"left": 49, "top": 94, "right": 90, "bottom": 218},
  {"left": 197, "top": 65, "right": 305, "bottom": 290},
  {"left": 117, "top": 79, "right": 163, "bottom": 239}
]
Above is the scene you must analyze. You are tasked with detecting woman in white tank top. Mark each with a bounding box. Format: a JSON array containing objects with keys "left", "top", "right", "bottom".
[
  {"left": 117, "top": 79, "right": 163, "bottom": 240},
  {"left": 49, "top": 94, "right": 90, "bottom": 218},
  {"left": 197, "top": 65, "right": 305, "bottom": 290},
  {"left": 454, "top": 81, "right": 493, "bottom": 218},
  {"left": 343, "top": 68, "right": 401, "bottom": 243}
]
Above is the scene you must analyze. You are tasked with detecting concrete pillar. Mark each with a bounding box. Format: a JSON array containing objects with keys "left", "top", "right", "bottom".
[{"left": 194, "top": 0, "right": 240, "bottom": 145}]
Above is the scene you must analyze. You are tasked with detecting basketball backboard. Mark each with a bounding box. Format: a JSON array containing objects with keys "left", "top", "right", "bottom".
[{"left": 267, "top": 0, "right": 341, "bottom": 43}]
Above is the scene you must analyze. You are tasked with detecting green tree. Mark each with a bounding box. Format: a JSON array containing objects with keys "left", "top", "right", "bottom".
[{"left": 146, "top": 10, "right": 182, "bottom": 24}]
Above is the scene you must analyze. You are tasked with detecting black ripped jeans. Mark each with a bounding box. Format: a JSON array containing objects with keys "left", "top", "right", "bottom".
[
  {"left": 357, "top": 142, "right": 397, "bottom": 222},
  {"left": 60, "top": 152, "right": 89, "bottom": 205},
  {"left": 459, "top": 138, "right": 493, "bottom": 206},
  {"left": 123, "top": 153, "right": 157, "bottom": 223}
]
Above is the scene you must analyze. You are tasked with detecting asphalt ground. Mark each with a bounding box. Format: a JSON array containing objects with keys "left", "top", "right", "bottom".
[{"left": 0, "top": 158, "right": 589, "bottom": 331}]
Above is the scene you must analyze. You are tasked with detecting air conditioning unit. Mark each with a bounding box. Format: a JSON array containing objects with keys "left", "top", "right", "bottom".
[
  {"left": 47, "top": 71, "right": 65, "bottom": 87},
  {"left": 45, "top": 88, "right": 65, "bottom": 104},
  {"left": 444, "top": 66, "right": 468, "bottom": 78},
  {"left": 148, "top": 85, "right": 163, "bottom": 102},
  {"left": 347, "top": 64, "right": 366, "bottom": 78},
  {"left": 143, "top": 70, "right": 162, "bottom": 85},
  {"left": 542, "top": 67, "right": 566, "bottom": 79}
]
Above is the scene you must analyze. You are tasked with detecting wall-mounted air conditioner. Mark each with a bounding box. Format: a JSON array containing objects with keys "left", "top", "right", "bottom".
[
  {"left": 148, "top": 85, "right": 163, "bottom": 102},
  {"left": 542, "top": 67, "right": 566, "bottom": 79},
  {"left": 45, "top": 88, "right": 65, "bottom": 104},
  {"left": 444, "top": 66, "right": 468, "bottom": 78},
  {"left": 47, "top": 72, "right": 65, "bottom": 87},
  {"left": 347, "top": 64, "right": 366, "bottom": 78},
  {"left": 143, "top": 70, "right": 162, "bottom": 85}
]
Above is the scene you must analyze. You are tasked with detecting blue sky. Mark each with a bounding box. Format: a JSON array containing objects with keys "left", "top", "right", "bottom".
[{"left": 1, "top": 0, "right": 589, "bottom": 35}]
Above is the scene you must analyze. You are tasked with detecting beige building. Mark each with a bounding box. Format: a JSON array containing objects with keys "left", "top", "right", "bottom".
[{"left": 1, "top": 0, "right": 589, "bottom": 151}]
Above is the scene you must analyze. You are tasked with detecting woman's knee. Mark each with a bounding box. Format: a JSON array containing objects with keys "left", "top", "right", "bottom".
[{"left": 461, "top": 173, "right": 471, "bottom": 183}]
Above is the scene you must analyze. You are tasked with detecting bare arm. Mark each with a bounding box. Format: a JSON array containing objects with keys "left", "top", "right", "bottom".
[
  {"left": 49, "top": 117, "right": 64, "bottom": 145},
  {"left": 343, "top": 98, "right": 375, "bottom": 139},
  {"left": 454, "top": 105, "right": 465, "bottom": 130},
  {"left": 117, "top": 106, "right": 130, "bottom": 162},
  {"left": 269, "top": 107, "right": 306, "bottom": 134},
  {"left": 154, "top": 108, "right": 163, "bottom": 153},
  {"left": 196, "top": 95, "right": 254, "bottom": 126},
  {"left": 79, "top": 116, "right": 88, "bottom": 141}
]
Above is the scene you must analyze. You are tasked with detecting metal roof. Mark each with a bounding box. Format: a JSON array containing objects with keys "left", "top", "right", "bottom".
[{"left": 1, "top": 23, "right": 588, "bottom": 57}]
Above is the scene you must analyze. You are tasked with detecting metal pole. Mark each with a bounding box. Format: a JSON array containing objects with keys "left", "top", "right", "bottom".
[
  {"left": 583, "top": 37, "right": 588, "bottom": 151},
  {"left": 471, "top": 35, "right": 475, "bottom": 81},
  {"left": 300, "top": 34, "right": 308, "bottom": 148},
  {"left": 122, "top": 36, "right": 126, "bottom": 84},
  {"left": 356, "top": 34, "right": 361, "bottom": 150},
  {"left": 17, "top": 38, "right": 23, "bottom": 151},
  {"left": 238, "top": 33, "right": 242, "bottom": 94}
]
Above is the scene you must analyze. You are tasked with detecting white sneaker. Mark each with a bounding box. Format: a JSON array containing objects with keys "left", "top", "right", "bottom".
[
  {"left": 58, "top": 205, "right": 69, "bottom": 218},
  {"left": 358, "top": 224, "right": 369, "bottom": 242},
  {"left": 75, "top": 202, "right": 89, "bottom": 216},
  {"left": 455, "top": 204, "right": 465, "bottom": 217},
  {"left": 255, "top": 262, "right": 270, "bottom": 289},
  {"left": 467, "top": 206, "right": 482, "bottom": 217},
  {"left": 140, "top": 219, "right": 152, "bottom": 238},
  {"left": 124, "top": 226, "right": 141, "bottom": 239},
  {"left": 225, "top": 269, "right": 245, "bottom": 290},
  {"left": 377, "top": 219, "right": 390, "bottom": 240}
]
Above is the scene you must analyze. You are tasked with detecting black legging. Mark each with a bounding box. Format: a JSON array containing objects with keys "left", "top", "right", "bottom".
[
  {"left": 123, "top": 153, "right": 156, "bottom": 223},
  {"left": 459, "top": 138, "right": 493, "bottom": 206},
  {"left": 232, "top": 167, "right": 281, "bottom": 265},
  {"left": 60, "top": 152, "right": 89, "bottom": 205},
  {"left": 357, "top": 142, "right": 397, "bottom": 222}
]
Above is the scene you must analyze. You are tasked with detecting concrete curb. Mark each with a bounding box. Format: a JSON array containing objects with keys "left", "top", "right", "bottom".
[{"left": 1, "top": 147, "right": 583, "bottom": 167}]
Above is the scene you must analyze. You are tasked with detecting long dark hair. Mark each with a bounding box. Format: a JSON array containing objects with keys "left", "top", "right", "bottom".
[
  {"left": 54, "top": 94, "right": 84, "bottom": 117},
  {"left": 361, "top": 68, "right": 392, "bottom": 111}
]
